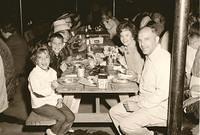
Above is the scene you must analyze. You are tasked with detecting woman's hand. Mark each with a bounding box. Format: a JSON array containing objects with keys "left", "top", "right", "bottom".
[
  {"left": 117, "top": 55, "right": 127, "bottom": 69},
  {"left": 123, "top": 100, "right": 141, "bottom": 112}
]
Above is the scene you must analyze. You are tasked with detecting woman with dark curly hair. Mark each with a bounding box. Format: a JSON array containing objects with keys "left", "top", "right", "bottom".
[{"left": 116, "top": 21, "right": 144, "bottom": 82}]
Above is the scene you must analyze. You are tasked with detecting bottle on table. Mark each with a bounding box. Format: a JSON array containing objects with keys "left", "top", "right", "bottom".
[{"left": 97, "top": 66, "right": 108, "bottom": 89}]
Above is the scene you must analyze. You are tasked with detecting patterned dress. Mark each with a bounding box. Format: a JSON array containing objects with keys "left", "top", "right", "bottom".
[{"left": 0, "top": 38, "right": 17, "bottom": 101}]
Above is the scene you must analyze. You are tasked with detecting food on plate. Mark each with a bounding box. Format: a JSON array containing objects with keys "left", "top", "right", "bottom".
[
  {"left": 78, "top": 77, "right": 96, "bottom": 86},
  {"left": 118, "top": 73, "right": 133, "bottom": 79},
  {"left": 112, "top": 78, "right": 128, "bottom": 83},
  {"left": 58, "top": 77, "right": 78, "bottom": 84}
]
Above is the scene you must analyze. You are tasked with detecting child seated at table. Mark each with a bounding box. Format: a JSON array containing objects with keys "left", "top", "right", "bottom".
[
  {"left": 28, "top": 44, "right": 75, "bottom": 135},
  {"left": 52, "top": 19, "right": 87, "bottom": 58},
  {"left": 48, "top": 33, "right": 71, "bottom": 78},
  {"left": 48, "top": 33, "right": 81, "bottom": 113}
]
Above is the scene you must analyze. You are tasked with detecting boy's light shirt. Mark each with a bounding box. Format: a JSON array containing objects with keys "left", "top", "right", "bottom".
[{"left": 28, "top": 65, "right": 62, "bottom": 108}]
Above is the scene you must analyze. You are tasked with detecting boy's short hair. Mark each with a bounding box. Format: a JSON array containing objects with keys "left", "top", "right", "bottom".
[
  {"left": 30, "top": 42, "right": 49, "bottom": 65},
  {"left": 48, "top": 32, "right": 64, "bottom": 42},
  {"left": 117, "top": 21, "right": 138, "bottom": 39}
]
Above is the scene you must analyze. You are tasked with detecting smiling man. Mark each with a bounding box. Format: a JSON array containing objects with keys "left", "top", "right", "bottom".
[{"left": 109, "top": 25, "right": 171, "bottom": 135}]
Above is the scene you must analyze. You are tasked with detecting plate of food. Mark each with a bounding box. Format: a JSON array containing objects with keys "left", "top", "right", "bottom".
[
  {"left": 78, "top": 77, "right": 96, "bottom": 86},
  {"left": 112, "top": 78, "right": 128, "bottom": 84},
  {"left": 58, "top": 77, "right": 78, "bottom": 85},
  {"left": 118, "top": 73, "right": 133, "bottom": 79}
]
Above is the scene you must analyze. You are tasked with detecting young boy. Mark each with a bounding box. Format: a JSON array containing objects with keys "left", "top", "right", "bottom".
[
  {"left": 48, "top": 33, "right": 71, "bottom": 77},
  {"left": 28, "top": 44, "right": 74, "bottom": 135},
  {"left": 48, "top": 33, "right": 81, "bottom": 113}
]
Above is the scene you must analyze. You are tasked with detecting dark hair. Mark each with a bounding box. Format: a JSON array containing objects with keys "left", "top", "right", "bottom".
[
  {"left": 1, "top": 23, "right": 16, "bottom": 33},
  {"left": 145, "top": 20, "right": 161, "bottom": 36},
  {"left": 188, "top": 21, "right": 200, "bottom": 37},
  {"left": 117, "top": 21, "right": 138, "bottom": 39},
  {"left": 30, "top": 42, "right": 49, "bottom": 65},
  {"left": 48, "top": 32, "right": 64, "bottom": 42},
  {"left": 101, "top": 8, "right": 112, "bottom": 19},
  {"left": 151, "top": 12, "right": 166, "bottom": 24}
]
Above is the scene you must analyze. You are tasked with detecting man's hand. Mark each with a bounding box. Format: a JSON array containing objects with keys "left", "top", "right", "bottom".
[{"left": 123, "top": 100, "right": 141, "bottom": 112}]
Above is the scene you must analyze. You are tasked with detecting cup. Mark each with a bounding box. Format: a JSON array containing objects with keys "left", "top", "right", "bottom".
[
  {"left": 77, "top": 67, "right": 85, "bottom": 78},
  {"left": 97, "top": 74, "right": 108, "bottom": 89}
]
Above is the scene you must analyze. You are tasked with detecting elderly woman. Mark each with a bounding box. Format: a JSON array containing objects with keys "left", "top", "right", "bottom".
[
  {"left": 0, "top": 54, "right": 8, "bottom": 113},
  {"left": 0, "top": 54, "right": 8, "bottom": 133},
  {"left": 0, "top": 22, "right": 28, "bottom": 77},
  {"left": 0, "top": 38, "right": 16, "bottom": 101}
]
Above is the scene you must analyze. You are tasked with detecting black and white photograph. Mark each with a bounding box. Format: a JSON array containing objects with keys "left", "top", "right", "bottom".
[{"left": 0, "top": 0, "right": 199, "bottom": 135}]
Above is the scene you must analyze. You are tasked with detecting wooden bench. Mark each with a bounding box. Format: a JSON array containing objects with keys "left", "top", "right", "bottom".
[
  {"left": 26, "top": 112, "right": 166, "bottom": 135},
  {"left": 26, "top": 111, "right": 112, "bottom": 126},
  {"left": 26, "top": 111, "right": 166, "bottom": 126}
]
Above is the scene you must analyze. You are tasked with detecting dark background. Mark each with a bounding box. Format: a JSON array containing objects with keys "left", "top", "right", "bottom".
[
  {"left": 0, "top": 0, "right": 174, "bottom": 22},
  {"left": 0, "top": 0, "right": 198, "bottom": 31}
]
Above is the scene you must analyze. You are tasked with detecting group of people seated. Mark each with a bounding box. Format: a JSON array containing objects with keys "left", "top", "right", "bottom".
[
  {"left": 0, "top": 8, "right": 199, "bottom": 135},
  {"left": 26, "top": 10, "right": 172, "bottom": 135},
  {"left": 184, "top": 15, "right": 200, "bottom": 135}
]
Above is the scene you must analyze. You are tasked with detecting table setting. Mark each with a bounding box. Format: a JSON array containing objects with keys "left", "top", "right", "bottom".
[{"left": 57, "top": 44, "right": 138, "bottom": 92}]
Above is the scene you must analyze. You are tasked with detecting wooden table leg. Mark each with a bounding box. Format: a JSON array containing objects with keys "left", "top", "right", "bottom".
[
  {"left": 119, "top": 94, "right": 129, "bottom": 102},
  {"left": 63, "top": 95, "right": 74, "bottom": 108},
  {"left": 95, "top": 97, "right": 100, "bottom": 113},
  {"left": 63, "top": 95, "right": 81, "bottom": 113}
]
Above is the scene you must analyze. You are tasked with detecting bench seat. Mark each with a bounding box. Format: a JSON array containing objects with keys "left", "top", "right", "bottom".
[
  {"left": 26, "top": 111, "right": 166, "bottom": 127},
  {"left": 26, "top": 111, "right": 112, "bottom": 126}
]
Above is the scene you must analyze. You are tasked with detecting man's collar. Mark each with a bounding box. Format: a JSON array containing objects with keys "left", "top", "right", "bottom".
[{"left": 147, "top": 44, "right": 161, "bottom": 61}]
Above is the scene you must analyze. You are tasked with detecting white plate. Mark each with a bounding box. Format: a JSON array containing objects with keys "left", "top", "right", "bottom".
[
  {"left": 112, "top": 78, "right": 128, "bottom": 83},
  {"left": 78, "top": 78, "right": 96, "bottom": 86}
]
